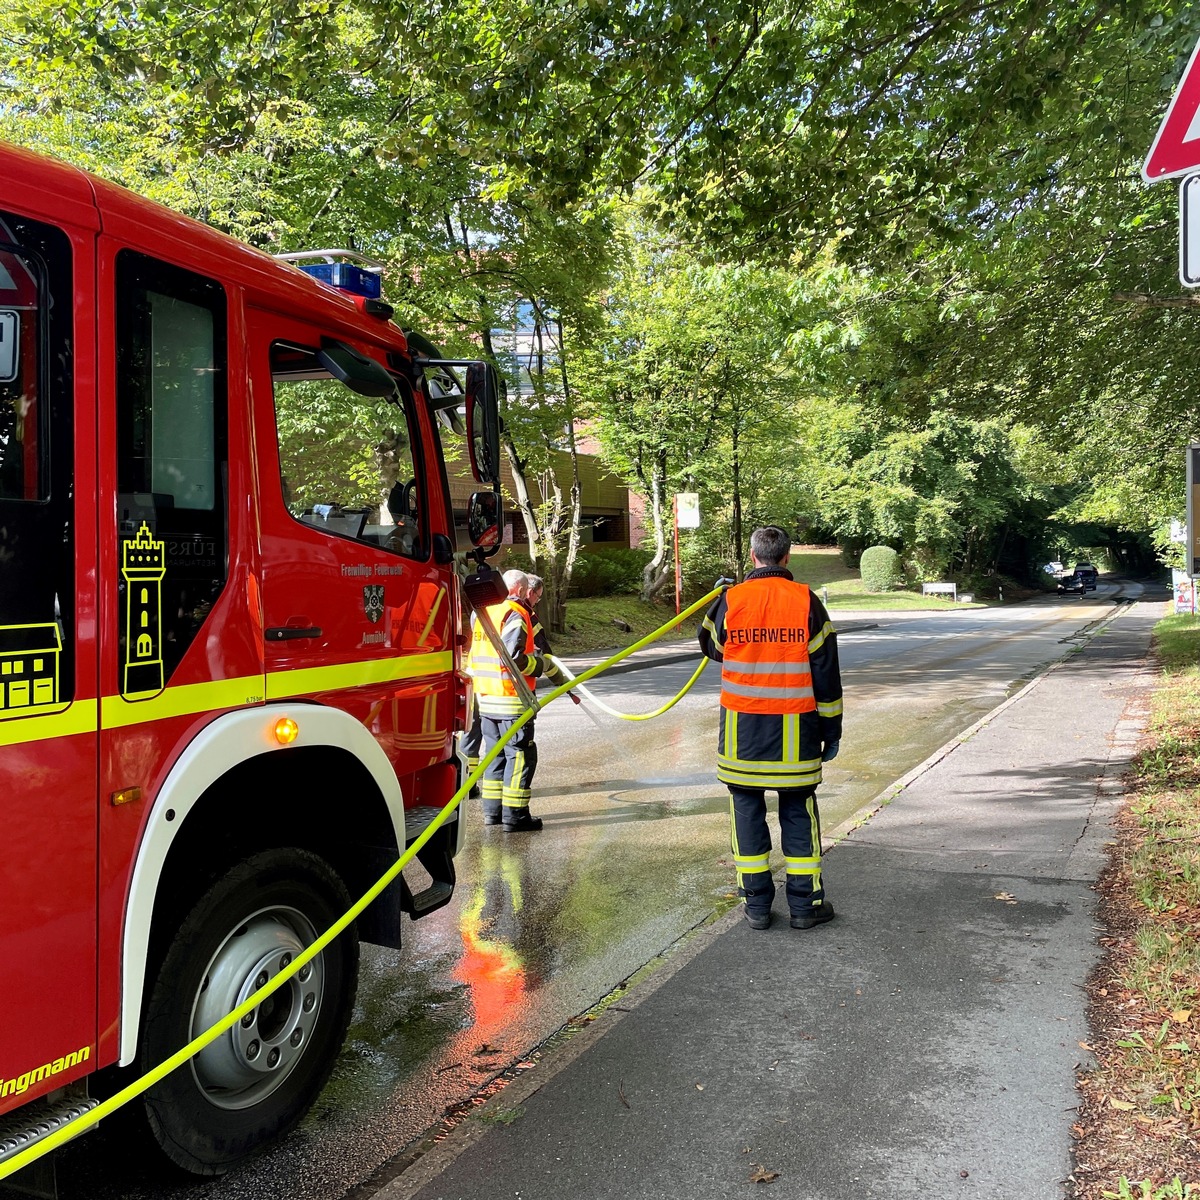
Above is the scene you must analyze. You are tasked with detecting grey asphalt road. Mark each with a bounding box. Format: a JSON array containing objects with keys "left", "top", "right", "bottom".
[{"left": 49, "top": 583, "right": 1150, "bottom": 1200}]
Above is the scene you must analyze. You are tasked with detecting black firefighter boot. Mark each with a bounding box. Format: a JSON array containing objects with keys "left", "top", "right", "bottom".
[{"left": 502, "top": 811, "right": 544, "bottom": 833}]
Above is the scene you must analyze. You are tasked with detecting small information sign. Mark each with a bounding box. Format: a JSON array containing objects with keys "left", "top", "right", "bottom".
[
  {"left": 1175, "top": 569, "right": 1197, "bottom": 615},
  {"left": 675, "top": 493, "right": 700, "bottom": 529}
]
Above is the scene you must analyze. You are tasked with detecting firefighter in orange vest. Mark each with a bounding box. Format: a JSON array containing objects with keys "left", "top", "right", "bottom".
[
  {"left": 470, "top": 569, "right": 546, "bottom": 832},
  {"left": 698, "top": 526, "right": 843, "bottom": 930}
]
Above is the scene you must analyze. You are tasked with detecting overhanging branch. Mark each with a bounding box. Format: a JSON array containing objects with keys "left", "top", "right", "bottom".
[{"left": 1113, "top": 291, "right": 1200, "bottom": 309}]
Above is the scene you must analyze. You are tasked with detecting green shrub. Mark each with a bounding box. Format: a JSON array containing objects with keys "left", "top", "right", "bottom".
[
  {"left": 569, "top": 547, "right": 654, "bottom": 597},
  {"left": 859, "top": 545, "right": 903, "bottom": 593},
  {"left": 839, "top": 539, "right": 866, "bottom": 569},
  {"left": 500, "top": 549, "right": 534, "bottom": 573}
]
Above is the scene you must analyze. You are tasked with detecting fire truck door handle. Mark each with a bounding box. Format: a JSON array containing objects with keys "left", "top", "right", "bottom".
[{"left": 266, "top": 626, "right": 323, "bottom": 641}]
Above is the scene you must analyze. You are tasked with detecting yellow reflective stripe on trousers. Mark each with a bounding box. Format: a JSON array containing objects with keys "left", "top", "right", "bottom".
[
  {"left": 734, "top": 853, "right": 770, "bottom": 872},
  {"left": 504, "top": 748, "right": 531, "bottom": 804},
  {"left": 728, "top": 796, "right": 743, "bottom": 890},
  {"left": 785, "top": 856, "right": 821, "bottom": 875}
]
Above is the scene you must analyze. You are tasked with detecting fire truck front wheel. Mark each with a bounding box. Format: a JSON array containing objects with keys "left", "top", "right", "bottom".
[{"left": 139, "top": 848, "right": 360, "bottom": 1175}]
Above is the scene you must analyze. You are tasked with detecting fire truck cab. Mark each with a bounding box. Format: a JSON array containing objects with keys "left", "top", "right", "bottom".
[{"left": 0, "top": 139, "right": 501, "bottom": 1177}]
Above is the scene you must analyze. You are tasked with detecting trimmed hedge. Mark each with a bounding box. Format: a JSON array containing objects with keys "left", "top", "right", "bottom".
[{"left": 859, "top": 545, "right": 904, "bottom": 593}]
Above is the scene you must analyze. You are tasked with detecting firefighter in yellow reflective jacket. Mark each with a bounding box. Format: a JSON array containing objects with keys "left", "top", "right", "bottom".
[
  {"left": 470, "top": 569, "right": 546, "bottom": 832},
  {"left": 698, "top": 526, "right": 843, "bottom": 931}
]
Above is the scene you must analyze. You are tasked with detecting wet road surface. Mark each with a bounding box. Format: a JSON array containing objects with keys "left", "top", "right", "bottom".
[{"left": 52, "top": 585, "right": 1138, "bottom": 1200}]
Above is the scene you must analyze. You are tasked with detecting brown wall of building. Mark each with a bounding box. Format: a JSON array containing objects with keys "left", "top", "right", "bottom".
[{"left": 443, "top": 440, "right": 631, "bottom": 550}]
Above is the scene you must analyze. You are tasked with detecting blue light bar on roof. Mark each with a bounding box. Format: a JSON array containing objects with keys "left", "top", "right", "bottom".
[{"left": 299, "top": 262, "right": 383, "bottom": 299}]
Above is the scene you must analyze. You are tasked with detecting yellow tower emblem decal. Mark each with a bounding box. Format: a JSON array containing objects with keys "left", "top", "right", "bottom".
[{"left": 121, "top": 522, "right": 166, "bottom": 698}]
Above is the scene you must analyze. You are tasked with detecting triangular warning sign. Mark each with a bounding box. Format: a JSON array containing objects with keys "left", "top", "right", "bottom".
[{"left": 1144, "top": 36, "right": 1200, "bottom": 181}]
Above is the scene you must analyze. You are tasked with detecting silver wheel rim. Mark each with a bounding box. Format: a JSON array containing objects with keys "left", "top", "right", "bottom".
[{"left": 189, "top": 905, "right": 325, "bottom": 1110}]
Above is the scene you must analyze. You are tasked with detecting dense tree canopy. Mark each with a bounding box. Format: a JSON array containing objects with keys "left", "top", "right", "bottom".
[{"left": 2, "top": 0, "right": 1197, "bottom": 584}]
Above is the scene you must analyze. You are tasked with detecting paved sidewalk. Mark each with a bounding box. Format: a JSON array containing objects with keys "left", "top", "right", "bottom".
[{"left": 397, "top": 600, "right": 1158, "bottom": 1200}]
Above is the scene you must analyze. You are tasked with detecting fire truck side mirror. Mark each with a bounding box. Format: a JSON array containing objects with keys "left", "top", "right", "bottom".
[
  {"left": 467, "top": 490, "right": 503, "bottom": 552},
  {"left": 317, "top": 340, "right": 396, "bottom": 398},
  {"left": 465, "top": 362, "right": 501, "bottom": 485}
]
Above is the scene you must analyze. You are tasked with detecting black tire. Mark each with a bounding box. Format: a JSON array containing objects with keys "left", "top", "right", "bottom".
[{"left": 139, "top": 848, "right": 359, "bottom": 1175}]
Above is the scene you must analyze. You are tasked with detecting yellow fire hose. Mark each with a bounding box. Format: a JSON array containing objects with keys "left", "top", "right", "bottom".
[
  {"left": 547, "top": 653, "right": 710, "bottom": 720},
  {"left": 0, "top": 585, "right": 722, "bottom": 1183}
]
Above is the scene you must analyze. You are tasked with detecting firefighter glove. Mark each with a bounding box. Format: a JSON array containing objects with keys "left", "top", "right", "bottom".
[{"left": 821, "top": 740, "right": 840, "bottom": 762}]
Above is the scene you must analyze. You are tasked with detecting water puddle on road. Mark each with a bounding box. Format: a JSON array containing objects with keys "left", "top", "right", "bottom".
[{"left": 819, "top": 693, "right": 1001, "bottom": 832}]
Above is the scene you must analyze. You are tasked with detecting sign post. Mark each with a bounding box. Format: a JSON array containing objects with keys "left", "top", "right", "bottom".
[
  {"left": 673, "top": 493, "right": 700, "bottom": 615},
  {"left": 1188, "top": 445, "right": 1200, "bottom": 579}
]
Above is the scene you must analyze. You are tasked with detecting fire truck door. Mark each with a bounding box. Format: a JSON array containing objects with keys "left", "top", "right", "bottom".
[
  {"left": 250, "top": 311, "right": 453, "bottom": 781},
  {"left": 0, "top": 208, "right": 99, "bottom": 1110}
]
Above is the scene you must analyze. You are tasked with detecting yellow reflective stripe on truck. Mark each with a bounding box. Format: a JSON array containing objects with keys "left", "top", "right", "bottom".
[
  {"left": 0, "top": 652, "right": 453, "bottom": 743},
  {"left": 103, "top": 676, "right": 264, "bottom": 727},
  {"left": 102, "top": 652, "right": 451, "bottom": 725},
  {"left": 0, "top": 701, "right": 99, "bottom": 747},
  {"left": 264, "top": 651, "right": 452, "bottom": 700}
]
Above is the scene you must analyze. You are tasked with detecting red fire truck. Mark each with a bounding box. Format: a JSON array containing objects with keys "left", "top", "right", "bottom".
[{"left": 0, "top": 139, "right": 504, "bottom": 1177}]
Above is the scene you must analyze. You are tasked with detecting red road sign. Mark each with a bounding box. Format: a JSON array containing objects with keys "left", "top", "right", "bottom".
[{"left": 1144, "top": 36, "right": 1200, "bottom": 181}]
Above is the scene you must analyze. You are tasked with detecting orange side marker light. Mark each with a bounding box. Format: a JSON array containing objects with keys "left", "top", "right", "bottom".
[{"left": 274, "top": 716, "right": 300, "bottom": 745}]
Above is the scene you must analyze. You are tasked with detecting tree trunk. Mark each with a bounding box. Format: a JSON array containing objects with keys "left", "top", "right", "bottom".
[
  {"left": 543, "top": 316, "right": 584, "bottom": 635},
  {"left": 501, "top": 426, "right": 540, "bottom": 562},
  {"left": 640, "top": 447, "right": 672, "bottom": 601}
]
